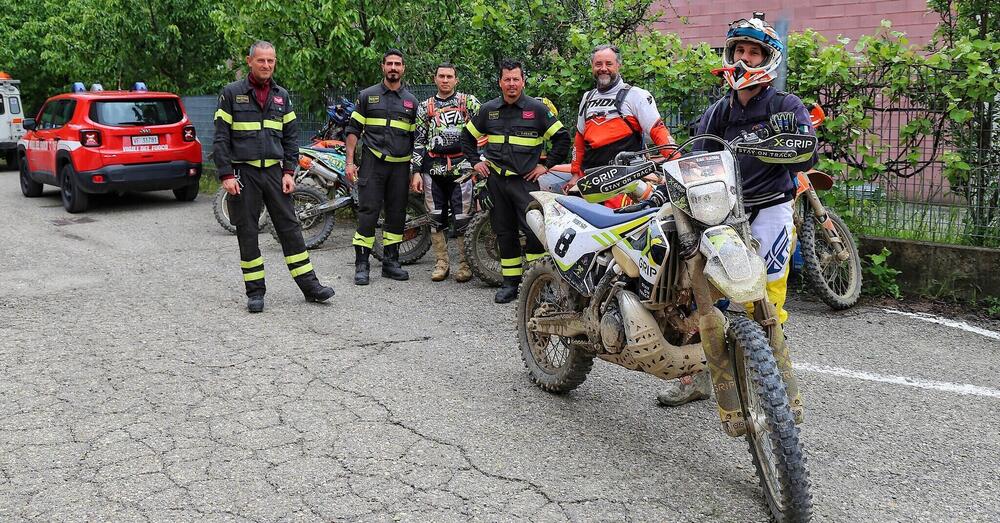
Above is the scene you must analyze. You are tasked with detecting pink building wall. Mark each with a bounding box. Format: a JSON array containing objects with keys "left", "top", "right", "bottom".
[{"left": 653, "top": 0, "right": 940, "bottom": 48}]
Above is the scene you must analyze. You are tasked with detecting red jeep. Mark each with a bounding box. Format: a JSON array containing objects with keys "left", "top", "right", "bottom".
[{"left": 17, "top": 84, "right": 202, "bottom": 212}]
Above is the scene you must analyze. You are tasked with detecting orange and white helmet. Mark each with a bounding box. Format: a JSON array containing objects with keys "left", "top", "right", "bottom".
[{"left": 719, "top": 13, "right": 783, "bottom": 90}]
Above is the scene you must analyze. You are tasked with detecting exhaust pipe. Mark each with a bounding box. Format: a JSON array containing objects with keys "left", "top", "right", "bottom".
[
  {"left": 526, "top": 209, "right": 546, "bottom": 245},
  {"left": 307, "top": 160, "right": 341, "bottom": 184}
]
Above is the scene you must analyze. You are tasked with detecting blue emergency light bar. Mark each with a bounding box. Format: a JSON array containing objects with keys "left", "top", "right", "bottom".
[
  {"left": 132, "top": 82, "right": 147, "bottom": 91},
  {"left": 72, "top": 82, "right": 86, "bottom": 92},
  {"left": 90, "top": 84, "right": 104, "bottom": 92}
]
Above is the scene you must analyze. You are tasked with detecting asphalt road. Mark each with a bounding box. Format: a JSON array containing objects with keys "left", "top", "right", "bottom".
[{"left": 1, "top": 169, "right": 998, "bottom": 522}]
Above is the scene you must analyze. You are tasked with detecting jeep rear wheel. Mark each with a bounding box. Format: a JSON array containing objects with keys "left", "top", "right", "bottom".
[
  {"left": 173, "top": 183, "right": 199, "bottom": 202},
  {"left": 60, "top": 164, "right": 89, "bottom": 213}
]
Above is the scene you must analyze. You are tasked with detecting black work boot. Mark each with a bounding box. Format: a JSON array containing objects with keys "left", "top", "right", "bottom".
[
  {"left": 355, "top": 246, "right": 371, "bottom": 286},
  {"left": 296, "top": 273, "right": 335, "bottom": 303},
  {"left": 247, "top": 295, "right": 264, "bottom": 313},
  {"left": 494, "top": 276, "right": 521, "bottom": 304},
  {"left": 380, "top": 244, "right": 409, "bottom": 281}
]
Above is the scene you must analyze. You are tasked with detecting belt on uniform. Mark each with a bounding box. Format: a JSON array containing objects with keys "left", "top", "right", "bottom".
[
  {"left": 234, "top": 159, "right": 282, "bottom": 168},
  {"left": 368, "top": 146, "right": 412, "bottom": 163},
  {"left": 487, "top": 161, "right": 521, "bottom": 177}
]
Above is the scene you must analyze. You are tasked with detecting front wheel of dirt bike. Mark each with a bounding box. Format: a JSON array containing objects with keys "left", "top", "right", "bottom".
[
  {"left": 372, "top": 193, "right": 431, "bottom": 264},
  {"left": 213, "top": 187, "right": 269, "bottom": 234},
  {"left": 729, "top": 316, "right": 812, "bottom": 522},
  {"left": 517, "top": 259, "right": 594, "bottom": 393},
  {"left": 799, "top": 206, "right": 862, "bottom": 310},
  {"left": 464, "top": 210, "right": 504, "bottom": 287},
  {"left": 270, "top": 184, "right": 334, "bottom": 249}
]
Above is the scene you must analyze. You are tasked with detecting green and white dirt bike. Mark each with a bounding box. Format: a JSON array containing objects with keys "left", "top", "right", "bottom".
[{"left": 518, "top": 130, "right": 817, "bottom": 522}]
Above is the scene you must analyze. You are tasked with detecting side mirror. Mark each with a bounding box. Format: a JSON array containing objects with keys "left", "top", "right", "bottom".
[{"left": 22, "top": 118, "right": 35, "bottom": 130}]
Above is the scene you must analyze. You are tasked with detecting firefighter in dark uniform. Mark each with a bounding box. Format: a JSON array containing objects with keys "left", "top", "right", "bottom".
[
  {"left": 214, "top": 40, "right": 335, "bottom": 313},
  {"left": 345, "top": 49, "right": 419, "bottom": 285},
  {"left": 460, "top": 60, "right": 571, "bottom": 303}
]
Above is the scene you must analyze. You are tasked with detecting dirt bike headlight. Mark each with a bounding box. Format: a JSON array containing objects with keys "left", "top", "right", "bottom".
[{"left": 687, "top": 181, "right": 733, "bottom": 225}]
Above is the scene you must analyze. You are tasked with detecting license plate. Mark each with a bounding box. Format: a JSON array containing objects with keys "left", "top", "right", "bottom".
[{"left": 131, "top": 135, "right": 159, "bottom": 146}]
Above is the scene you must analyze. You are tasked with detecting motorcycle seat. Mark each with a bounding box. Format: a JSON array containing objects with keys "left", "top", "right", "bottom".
[{"left": 556, "top": 196, "right": 657, "bottom": 229}]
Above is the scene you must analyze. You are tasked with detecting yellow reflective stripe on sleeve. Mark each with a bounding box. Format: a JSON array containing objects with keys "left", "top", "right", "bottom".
[
  {"left": 352, "top": 232, "right": 375, "bottom": 248},
  {"left": 465, "top": 121, "right": 484, "bottom": 139},
  {"left": 243, "top": 270, "right": 265, "bottom": 281},
  {"left": 232, "top": 121, "right": 262, "bottom": 131},
  {"left": 500, "top": 257, "right": 522, "bottom": 267},
  {"left": 240, "top": 256, "right": 264, "bottom": 268},
  {"left": 283, "top": 111, "right": 296, "bottom": 124},
  {"left": 215, "top": 109, "right": 233, "bottom": 124},
  {"left": 502, "top": 267, "right": 524, "bottom": 276},
  {"left": 524, "top": 252, "right": 547, "bottom": 262},
  {"left": 351, "top": 111, "right": 366, "bottom": 125},
  {"left": 366, "top": 117, "right": 388, "bottom": 126},
  {"left": 234, "top": 159, "right": 282, "bottom": 168},
  {"left": 389, "top": 120, "right": 415, "bottom": 132},
  {"left": 285, "top": 252, "right": 309, "bottom": 264},
  {"left": 543, "top": 120, "right": 564, "bottom": 140},
  {"left": 382, "top": 232, "right": 403, "bottom": 245},
  {"left": 289, "top": 263, "right": 314, "bottom": 278},
  {"left": 263, "top": 119, "right": 282, "bottom": 130},
  {"left": 367, "top": 147, "right": 411, "bottom": 163}
]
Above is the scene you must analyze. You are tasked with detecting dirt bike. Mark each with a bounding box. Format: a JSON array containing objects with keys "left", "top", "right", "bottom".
[
  {"left": 792, "top": 105, "right": 862, "bottom": 309},
  {"left": 518, "top": 130, "right": 816, "bottom": 521},
  {"left": 312, "top": 98, "right": 354, "bottom": 142},
  {"left": 277, "top": 143, "right": 431, "bottom": 263}
]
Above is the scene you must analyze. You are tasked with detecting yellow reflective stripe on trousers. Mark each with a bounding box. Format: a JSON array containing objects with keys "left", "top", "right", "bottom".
[
  {"left": 289, "top": 263, "right": 314, "bottom": 278},
  {"left": 285, "top": 252, "right": 309, "bottom": 264},
  {"left": 389, "top": 120, "right": 415, "bottom": 132},
  {"left": 487, "top": 135, "right": 543, "bottom": 147},
  {"left": 500, "top": 257, "right": 521, "bottom": 267},
  {"left": 263, "top": 119, "right": 282, "bottom": 130},
  {"left": 367, "top": 147, "right": 411, "bottom": 163},
  {"left": 234, "top": 159, "right": 281, "bottom": 168},
  {"left": 502, "top": 267, "right": 524, "bottom": 276},
  {"left": 240, "top": 256, "right": 264, "bottom": 268},
  {"left": 352, "top": 232, "right": 375, "bottom": 248},
  {"left": 524, "top": 252, "right": 547, "bottom": 262},
  {"left": 215, "top": 109, "right": 233, "bottom": 124},
  {"left": 232, "top": 121, "right": 262, "bottom": 131},
  {"left": 465, "top": 121, "right": 484, "bottom": 139},
  {"left": 243, "top": 270, "right": 265, "bottom": 281},
  {"left": 283, "top": 111, "right": 296, "bottom": 124},
  {"left": 543, "top": 120, "right": 564, "bottom": 140},
  {"left": 383, "top": 232, "right": 403, "bottom": 246},
  {"left": 351, "top": 111, "right": 366, "bottom": 125}
]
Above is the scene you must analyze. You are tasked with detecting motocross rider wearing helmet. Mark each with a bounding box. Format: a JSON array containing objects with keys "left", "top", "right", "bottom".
[
  {"left": 410, "top": 63, "right": 482, "bottom": 283},
  {"left": 658, "top": 13, "right": 817, "bottom": 407}
]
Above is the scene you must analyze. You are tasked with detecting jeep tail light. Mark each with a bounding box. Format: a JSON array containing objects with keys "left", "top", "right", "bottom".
[
  {"left": 298, "top": 156, "right": 313, "bottom": 169},
  {"left": 182, "top": 125, "right": 196, "bottom": 142},
  {"left": 80, "top": 129, "right": 102, "bottom": 147},
  {"left": 91, "top": 174, "right": 106, "bottom": 184}
]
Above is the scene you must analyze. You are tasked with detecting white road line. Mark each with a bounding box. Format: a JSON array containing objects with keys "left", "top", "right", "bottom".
[
  {"left": 880, "top": 308, "right": 1000, "bottom": 341},
  {"left": 797, "top": 362, "right": 1000, "bottom": 399}
]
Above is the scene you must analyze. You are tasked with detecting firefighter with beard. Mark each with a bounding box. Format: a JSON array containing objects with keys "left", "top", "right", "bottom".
[
  {"left": 345, "top": 49, "right": 420, "bottom": 285},
  {"left": 460, "top": 60, "right": 571, "bottom": 303},
  {"left": 409, "top": 63, "right": 482, "bottom": 282},
  {"left": 214, "top": 40, "right": 335, "bottom": 313}
]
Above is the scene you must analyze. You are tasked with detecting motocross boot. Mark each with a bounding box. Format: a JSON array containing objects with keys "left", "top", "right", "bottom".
[
  {"left": 354, "top": 246, "right": 371, "bottom": 286},
  {"left": 657, "top": 371, "right": 713, "bottom": 407},
  {"left": 247, "top": 295, "right": 264, "bottom": 313},
  {"left": 494, "top": 276, "right": 521, "bottom": 304},
  {"left": 381, "top": 244, "right": 410, "bottom": 281},
  {"left": 453, "top": 236, "right": 473, "bottom": 283},
  {"left": 430, "top": 231, "right": 450, "bottom": 281}
]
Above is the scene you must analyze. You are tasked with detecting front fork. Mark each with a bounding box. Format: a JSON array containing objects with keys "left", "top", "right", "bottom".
[{"left": 799, "top": 181, "right": 849, "bottom": 262}]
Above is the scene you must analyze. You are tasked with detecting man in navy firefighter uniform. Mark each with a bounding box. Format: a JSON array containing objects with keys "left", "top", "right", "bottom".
[
  {"left": 214, "top": 41, "right": 335, "bottom": 313},
  {"left": 460, "top": 60, "right": 571, "bottom": 303},
  {"left": 345, "top": 49, "right": 419, "bottom": 285}
]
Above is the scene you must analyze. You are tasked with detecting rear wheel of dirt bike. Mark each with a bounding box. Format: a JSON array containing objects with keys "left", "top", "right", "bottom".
[
  {"left": 464, "top": 211, "right": 504, "bottom": 287},
  {"left": 729, "top": 316, "right": 812, "bottom": 523},
  {"left": 517, "top": 259, "right": 594, "bottom": 393},
  {"left": 799, "top": 206, "right": 862, "bottom": 310},
  {"left": 372, "top": 193, "right": 431, "bottom": 264},
  {"left": 269, "top": 184, "right": 334, "bottom": 249},
  {"left": 214, "top": 187, "right": 269, "bottom": 234}
]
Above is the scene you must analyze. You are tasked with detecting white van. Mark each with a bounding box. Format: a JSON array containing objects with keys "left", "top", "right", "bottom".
[{"left": 1, "top": 75, "right": 25, "bottom": 168}]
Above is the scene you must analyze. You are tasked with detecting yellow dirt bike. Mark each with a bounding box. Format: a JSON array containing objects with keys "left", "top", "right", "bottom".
[{"left": 519, "top": 129, "right": 817, "bottom": 522}]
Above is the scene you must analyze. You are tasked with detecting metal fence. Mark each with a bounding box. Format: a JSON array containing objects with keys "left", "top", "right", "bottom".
[{"left": 812, "top": 66, "right": 1000, "bottom": 248}]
